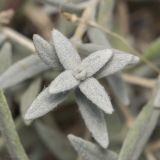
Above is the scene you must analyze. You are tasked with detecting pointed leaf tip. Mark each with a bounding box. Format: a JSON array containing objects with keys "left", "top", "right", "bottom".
[
  {"left": 33, "top": 34, "right": 61, "bottom": 68},
  {"left": 76, "top": 89, "right": 109, "bottom": 148},
  {"left": 97, "top": 50, "right": 140, "bottom": 78},
  {"left": 68, "top": 134, "right": 118, "bottom": 160},
  {"left": 68, "top": 134, "right": 101, "bottom": 159},
  {"left": 79, "top": 78, "right": 114, "bottom": 114},
  {"left": 52, "top": 29, "right": 81, "bottom": 70},
  {"left": 24, "top": 87, "right": 68, "bottom": 120}
]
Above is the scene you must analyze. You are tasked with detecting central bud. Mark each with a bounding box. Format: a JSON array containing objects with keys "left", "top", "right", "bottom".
[{"left": 73, "top": 67, "right": 87, "bottom": 81}]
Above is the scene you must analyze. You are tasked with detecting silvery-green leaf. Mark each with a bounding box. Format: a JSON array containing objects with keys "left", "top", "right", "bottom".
[
  {"left": 68, "top": 135, "right": 118, "bottom": 160},
  {"left": 0, "top": 90, "right": 29, "bottom": 160},
  {"left": 24, "top": 87, "right": 68, "bottom": 120},
  {"left": 118, "top": 76, "right": 160, "bottom": 160},
  {"left": 44, "top": 5, "right": 58, "bottom": 14},
  {"left": 35, "top": 122, "right": 76, "bottom": 160},
  {"left": 0, "top": 42, "right": 12, "bottom": 74},
  {"left": 106, "top": 73, "right": 129, "bottom": 106},
  {"left": 97, "top": 0, "right": 115, "bottom": 28},
  {"left": 46, "top": 0, "right": 86, "bottom": 14},
  {"left": 79, "top": 49, "right": 112, "bottom": 78},
  {"left": 87, "top": 27, "right": 130, "bottom": 106},
  {"left": 77, "top": 43, "right": 107, "bottom": 57},
  {"left": 56, "top": 10, "right": 76, "bottom": 37},
  {"left": 75, "top": 89, "right": 109, "bottom": 148},
  {"left": 154, "top": 77, "right": 160, "bottom": 108},
  {"left": 119, "top": 99, "right": 160, "bottom": 160},
  {"left": 87, "top": 27, "right": 111, "bottom": 46},
  {"left": 20, "top": 78, "right": 41, "bottom": 125},
  {"left": 0, "top": 55, "right": 50, "bottom": 89},
  {"left": 33, "top": 34, "right": 61, "bottom": 68},
  {"left": 96, "top": 49, "right": 139, "bottom": 78},
  {"left": 0, "top": 34, "right": 6, "bottom": 47},
  {"left": 49, "top": 70, "right": 79, "bottom": 94},
  {"left": 52, "top": 29, "right": 81, "bottom": 70},
  {"left": 154, "top": 92, "right": 160, "bottom": 108},
  {"left": 43, "top": 0, "right": 83, "bottom": 14},
  {"left": 79, "top": 78, "right": 114, "bottom": 114}
]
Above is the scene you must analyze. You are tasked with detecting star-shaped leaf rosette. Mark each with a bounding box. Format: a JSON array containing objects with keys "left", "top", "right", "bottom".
[{"left": 25, "top": 29, "right": 139, "bottom": 148}]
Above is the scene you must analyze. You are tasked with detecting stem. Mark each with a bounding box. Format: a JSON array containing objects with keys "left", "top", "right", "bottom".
[
  {"left": 0, "top": 90, "right": 29, "bottom": 160},
  {"left": 1, "top": 27, "right": 35, "bottom": 52},
  {"left": 122, "top": 73, "right": 156, "bottom": 89},
  {"left": 71, "top": 0, "right": 99, "bottom": 41}
]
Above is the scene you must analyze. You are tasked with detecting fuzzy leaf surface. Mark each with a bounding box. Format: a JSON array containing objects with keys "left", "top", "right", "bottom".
[
  {"left": 75, "top": 89, "right": 109, "bottom": 148},
  {"left": 79, "top": 49, "right": 112, "bottom": 78},
  {"left": 97, "top": 49, "right": 139, "bottom": 78},
  {"left": 68, "top": 135, "right": 118, "bottom": 160},
  {"left": 87, "top": 27, "right": 130, "bottom": 106},
  {"left": 20, "top": 78, "right": 41, "bottom": 125},
  {"left": 79, "top": 78, "right": 113, "bottom": 114},
  {"left": 0, "top": 42, "right": 12, "bottom": 74},
  {"left": 49, "top": 70, "right": 79, "bottom": 94},
  {"left": 0, "top": 55, "right": 50, "bottom": 89},
  {"left": 24, "top": 87, "right": 68, "bottom": 120},
  {"left": 33, "top": 34, "right": 61, "bottom": 68},
  {"left": 52, "top": 29, "right": 81, "bottom": 70}
]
